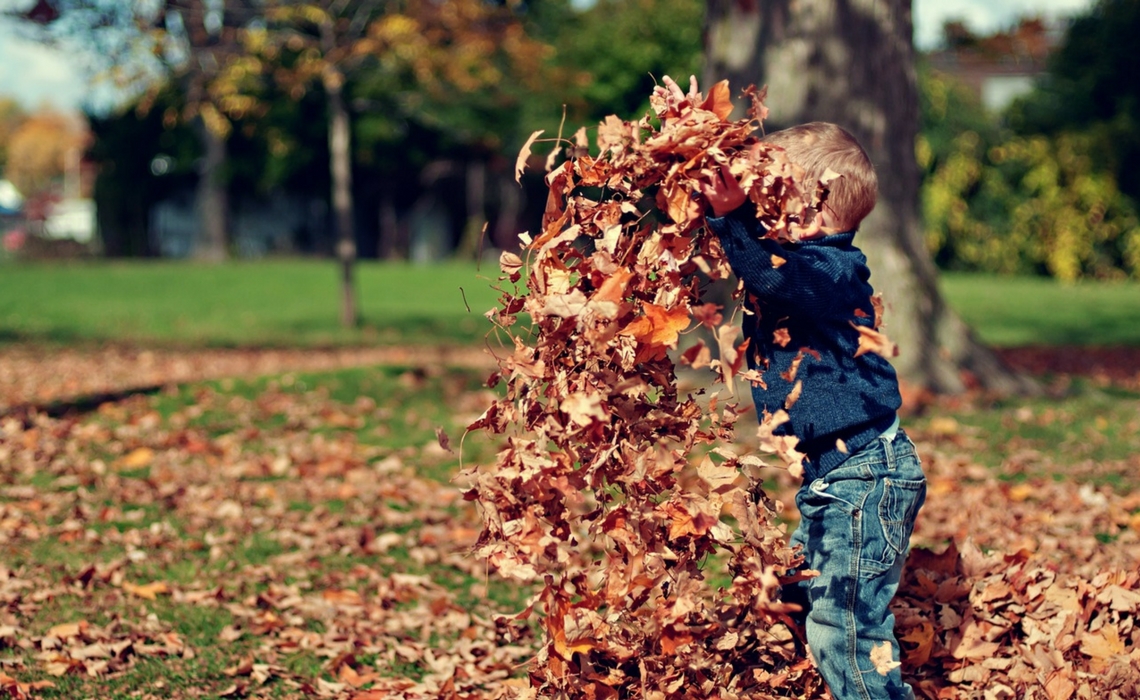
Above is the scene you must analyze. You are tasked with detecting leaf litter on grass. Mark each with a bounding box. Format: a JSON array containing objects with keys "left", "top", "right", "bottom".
[
  {"left": 0, "top": 367, "right": 535, "bottom": 699},
  {"left": 0, "top": 344, "right": 1138, "bottom": 697}
]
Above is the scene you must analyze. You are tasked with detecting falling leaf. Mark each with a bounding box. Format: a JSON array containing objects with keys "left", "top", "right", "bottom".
[
  {"left": 499, "top": 251, "right": 523, "bottom": 277},
  {"left": 620, "top": 303, "right": 691, "bottom": 350},
  {"left": 850, "top": 322, "right": 898, "bottom": 358},
  {"left": 783, "top": 380, "right": 803, "bottom": 409},
  {"left": 699, "top": 80, "right": 735, "bottom": 120},
  {"left": 435, "top": 427, "right": 453, "bottom": 453},
  {"left": 561, "top": 392, "right": 607, "bottom": 427},
  {"left": 515, "top": 130, "right": 543, "bottom": 183},
  {"left": 870, "top": 640, "right": 901, "bottom": 675}
]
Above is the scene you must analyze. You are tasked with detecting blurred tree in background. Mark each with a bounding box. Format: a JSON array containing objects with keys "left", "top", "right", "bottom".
[
  {"left": 3, "top": 109, "right": 88, "bottom": 200},
  {"left": 0, "top": 98, "right": 28, "bottom": 175},
  {"left": 211, "top": 0, "right": 558, "bottom": 325},
  {"left": 919, "top": 0, "right": 1140, "bottom": 281},
  {"left": 10, "top": 0, "right": 262, "bottom": 260},
  {"left": 9, "top": 0, "right": 1138, "bottom": 290}
]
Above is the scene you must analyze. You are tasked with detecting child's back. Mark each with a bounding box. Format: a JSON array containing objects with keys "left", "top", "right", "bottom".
[{"left": 702, "top": 119, "right": 926, "bottom": 700}]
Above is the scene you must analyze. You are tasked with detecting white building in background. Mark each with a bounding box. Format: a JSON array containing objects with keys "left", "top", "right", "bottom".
[
  {"left": 43, "top": 198, "right": 96, "bottom": 244},
  {"left": 0, "top": 180, "right": 23, "bottom": 214}
]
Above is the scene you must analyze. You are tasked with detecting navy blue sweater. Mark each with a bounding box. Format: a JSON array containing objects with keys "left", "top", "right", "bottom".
[{"left": 707, "top": 211, "right": 901, "bottom": 481}]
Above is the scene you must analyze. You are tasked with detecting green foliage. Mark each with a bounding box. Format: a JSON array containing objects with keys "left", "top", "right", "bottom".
[
  {"left": 918, "top": 67, "right": 1140, "bottom": 280},
  {"left": 1006, "top": 0, "right": 1140, "bottom": 202},
  {"left": 549, "top": 0, "right": 704, "bottom": 124}
]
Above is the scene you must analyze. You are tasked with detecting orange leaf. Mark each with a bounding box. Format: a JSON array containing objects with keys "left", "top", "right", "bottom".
[
  {"left": 322, "top": 589, "right": 364, "bottom": 606},
  {"left": 338, "top": 664, "right": 381, "bottom": 689},
  {"left": 47, "top": 621, "right": 86, "bottom": 639},
  {"left": 592, "top": 268, "right": 634, "bottom": 304},
  {"left": 620, "top": 303, "right": 690, "bottom": 350},
  {"left": 117, "top": 447, "right": 154, "bottom": 469},
  {"left": 899, "top": 622, "right": 934, "bottom": 666},
  {"left": 700, "top": 80, "right": 734, "bottom": 120},
  {"left": 123, "top": 581, "right": 169, "bottom": 600},
  {"left": 850, "top": 323, "right": 898, "bottom": 358}
]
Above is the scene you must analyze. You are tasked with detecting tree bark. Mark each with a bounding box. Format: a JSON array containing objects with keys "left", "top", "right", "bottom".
[
  {"left": 704, "top": 0, "right": 1032, "bottom": 394},
  {"left": 194, "top": 116, "right": 229, "bottom": 262},
  {"left": 456, "top": 158, "right": 487, "bottom": 259},
  {"left": 378, "top": 186, "right": 400, "bottom": 260},
  {"left": 324, "top": 64, "right": 358, "bottom": 328}
]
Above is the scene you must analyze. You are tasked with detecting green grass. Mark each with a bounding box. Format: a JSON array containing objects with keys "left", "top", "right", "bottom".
[
  {"left": 1, "top": 261, "right": 1138, "bottom": 349},
  {"left": 0, "top": 259, "right": 506, "bottom": 347},
  {"left": 940, "top": 272, "right": 1140, "bottom": 347},
  {"left": 910, "top": 379, "right": 1140, "bottom": 488}
]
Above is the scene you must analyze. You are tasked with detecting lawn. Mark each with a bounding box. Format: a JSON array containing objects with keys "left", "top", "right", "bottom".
[
  {"left": 2, "top": 260, "right": 1139, "bottom": 348},
  {"left": 0, "top": 260, "right": 504, "bottom": 347},
  {"left": 939, "top": 272, "right": 1140, "bottom": 347}
]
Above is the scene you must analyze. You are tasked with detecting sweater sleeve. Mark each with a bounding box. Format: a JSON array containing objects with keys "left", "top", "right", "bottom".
[{"left": 706, "top": 212, "right": 868, "bottom": 317}]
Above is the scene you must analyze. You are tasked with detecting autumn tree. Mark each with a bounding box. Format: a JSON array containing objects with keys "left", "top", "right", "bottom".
[
  {"left": 10, "top": 0, "right": 262, "bottom": 261},
  {"left": 219, "top": 0, "right": 552, "bottom": 325},
  {"left": 703, "top": 0, "right": 1029, "bottom": 393},
  {"left": 0, "top": 98, "right": 28, "bottom": 175},
  {"left": 3, "top": 109, "right": 88, "bottom": 199}
]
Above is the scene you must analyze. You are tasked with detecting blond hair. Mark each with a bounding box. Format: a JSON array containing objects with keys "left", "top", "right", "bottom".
[{"left": 762, "top": 122, "right": 878, "bottom": 231}]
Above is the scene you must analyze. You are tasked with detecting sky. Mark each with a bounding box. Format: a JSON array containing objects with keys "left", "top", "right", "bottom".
[{"left": 0, "top": 0, "right": 1101, "bottom": 114}]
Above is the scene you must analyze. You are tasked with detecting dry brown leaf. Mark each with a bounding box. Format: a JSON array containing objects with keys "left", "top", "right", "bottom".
[{"left": 515, "top": 130, "right": 543, "bottom": 183}]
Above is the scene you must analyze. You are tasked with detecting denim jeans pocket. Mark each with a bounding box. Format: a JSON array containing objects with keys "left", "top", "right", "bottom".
[{"left": 878, "top": 476, "right": 926, "bottom": 558}]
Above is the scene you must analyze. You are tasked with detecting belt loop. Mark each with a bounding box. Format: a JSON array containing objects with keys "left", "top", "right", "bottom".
[{"left": 884, "top": 434, "right": 897, "bottom": 472}]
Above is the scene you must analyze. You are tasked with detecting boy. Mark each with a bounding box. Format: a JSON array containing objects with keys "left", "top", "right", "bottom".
[{"left": 700, "top": 118, "right": 928, "bottom": 699}]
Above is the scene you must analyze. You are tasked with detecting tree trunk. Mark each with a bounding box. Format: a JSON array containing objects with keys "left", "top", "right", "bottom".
[
  {"left": 456, "top": 159, "right": 487, "bottom": 259},
  {"left": 324, "top": 65, "right": 357, "bottom": 328},
  {"left": 378, "top": 186, "right": 400, "bottom": 260},
  {"left": 194, "top": 116, "right": 229, "bottom": 262},
  {"left": 704, "top": 0, "right": 1032, "bottom": 394},
  {"left": 494, "top": 170, "right": 523, "bottom": 251}
]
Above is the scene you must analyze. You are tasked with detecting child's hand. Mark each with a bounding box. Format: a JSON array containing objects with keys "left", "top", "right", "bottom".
[
  {"left": 699, "top": 163, "right": 748, "bottom": 218},
  {"left": 653, "top": 75, "right": 702, "bottom": 119}
]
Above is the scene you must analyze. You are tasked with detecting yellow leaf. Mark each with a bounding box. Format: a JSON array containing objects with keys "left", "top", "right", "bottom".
[
  {"left": 1080, "top": 626, "right": 1125, "bottom": 659},
  {"left": 123, "top": 581, "right": 169, "bottom": 600},
  {"left": 117, "top": 447, "right": 154, "bottom": 469},
  {"left": 47, "top": 621, "right": 85, "bottom": 639}
]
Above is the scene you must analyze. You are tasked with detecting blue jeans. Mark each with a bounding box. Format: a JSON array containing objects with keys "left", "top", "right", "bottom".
[{"left": 784, "top": 429, "right": 926, "bottom": 700}]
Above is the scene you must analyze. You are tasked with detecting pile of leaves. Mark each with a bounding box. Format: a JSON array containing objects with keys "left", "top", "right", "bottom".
[
  {"left": 891, "top": 425, "right": 1140, "bottom": 699},
  {"left": 466, "top": 82, "right": 844, "bottom": 698}
]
